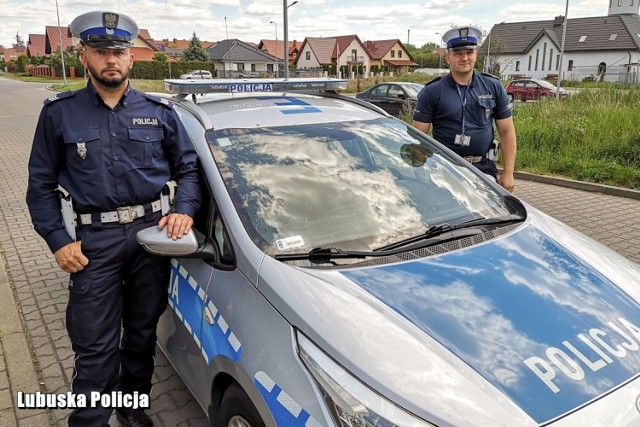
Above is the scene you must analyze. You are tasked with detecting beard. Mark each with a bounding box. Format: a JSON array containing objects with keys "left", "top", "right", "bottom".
[{"left": 86, "top": 62, "right": 129, "bottom": 89}]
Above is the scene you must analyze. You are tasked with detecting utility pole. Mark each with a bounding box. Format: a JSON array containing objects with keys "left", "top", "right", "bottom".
[{"left": 556, "top": 0, "right": 569, "bottom": 99}]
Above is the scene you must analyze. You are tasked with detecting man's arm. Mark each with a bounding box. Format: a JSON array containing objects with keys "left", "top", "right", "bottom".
[
  {"left": 495, "top": 117, "right": 517, "bottom": 192},
  {"left": 412, "top": 120, "right": 432, "bottom": 135}
]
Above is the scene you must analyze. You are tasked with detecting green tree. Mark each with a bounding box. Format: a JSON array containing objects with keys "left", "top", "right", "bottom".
[
  {"left": 182, "top": 32, "right": 209, "bottom": 62},
  {"left": 14, "top": 32, "right": 25, "bottom": 49},
  {"left": 153, "top": 52, "right": 168, "bottom": 62},
  {"left": 16, "top": 54, "right": 28, "bottom": 72}
]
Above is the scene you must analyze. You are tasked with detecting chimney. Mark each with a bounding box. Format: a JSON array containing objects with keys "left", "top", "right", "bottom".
[{"left": 553, "top": 15, "right": 565, "bottom": 27}]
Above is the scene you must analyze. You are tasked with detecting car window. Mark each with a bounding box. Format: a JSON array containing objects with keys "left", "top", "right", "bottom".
[
  {"left": 206, "top": 118, "right": 512, "bottom": 258},
  {"left": 388, "top": 85, "right": 404, "bottom": 98},
  {"left": 404, "top": 84, "right": 423, "bottom": 98},
  {"left": 371, "top": 85, "right": 388, "bottom": 96}
]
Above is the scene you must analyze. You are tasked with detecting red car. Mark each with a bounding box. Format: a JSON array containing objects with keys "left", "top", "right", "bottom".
[{"left": 505, "top": 78, "right": 569, "bottom": 102}]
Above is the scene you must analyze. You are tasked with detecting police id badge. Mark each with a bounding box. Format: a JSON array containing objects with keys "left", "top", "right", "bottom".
[
  {"left": 454, "top": 134, "right": 471, "bottom": 147},
  {"left": 77, "top": 142, "right": 87, "bottom": 159}
]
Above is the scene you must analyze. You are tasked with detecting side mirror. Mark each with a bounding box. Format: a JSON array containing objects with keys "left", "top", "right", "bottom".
[{"left": 136, "top": 226, "right": 199, "bottom": 256}]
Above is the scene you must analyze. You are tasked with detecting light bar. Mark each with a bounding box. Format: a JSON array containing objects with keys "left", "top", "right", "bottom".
[{"left": 164, "top": 77, "right": 348, "bottom": 95}]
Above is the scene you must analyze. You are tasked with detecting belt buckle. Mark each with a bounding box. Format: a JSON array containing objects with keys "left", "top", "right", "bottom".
[{"left": 116, "top": 206, "right": 134, "bottom": 224}]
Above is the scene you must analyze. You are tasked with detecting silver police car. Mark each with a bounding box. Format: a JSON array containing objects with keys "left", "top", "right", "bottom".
[{"left": 137, "top": 78, "right": 640, "bottom": 427}]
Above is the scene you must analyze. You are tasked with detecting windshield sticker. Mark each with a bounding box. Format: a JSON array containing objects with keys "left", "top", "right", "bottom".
[
  {"left": 217, "top": 137, "right": 232, "bottom": 147},
  {"left": 275, "top": 236, "right": 305, "bottom": 251}
]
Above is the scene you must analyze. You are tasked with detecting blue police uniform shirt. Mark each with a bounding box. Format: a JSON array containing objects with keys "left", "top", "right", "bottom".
[
  {"left": 27, "top": 81, "right": 200, "bottom": 253},
  {"left": 413, "top": 71, "right": 512, "bottom": 157}
]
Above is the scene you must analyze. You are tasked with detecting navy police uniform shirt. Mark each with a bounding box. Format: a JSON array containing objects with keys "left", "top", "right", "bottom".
[
  {"left": 413, "top": 71, "right": 511, "bottom": 157},
  {"left": 27, "top": 81, "right": 200, "bottom": 253}
]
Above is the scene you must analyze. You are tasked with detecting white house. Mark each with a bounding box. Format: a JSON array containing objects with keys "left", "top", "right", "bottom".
[{"left": 484, "top": 1, "right": 640, "bottom": 82}]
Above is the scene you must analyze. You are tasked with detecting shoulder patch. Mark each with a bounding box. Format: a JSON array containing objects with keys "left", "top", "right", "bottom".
[
  {"left": 481, "top": 72, "right": 500, "bottom": 81},
  {"left": 43, "top": 91, "right": 76, "bottom": 106},
  {"left": 426, "top": 76, "right": 442, "bottom": 86},
  {"left": 144, "top": 93, "right": 174, "bottom": 109}
]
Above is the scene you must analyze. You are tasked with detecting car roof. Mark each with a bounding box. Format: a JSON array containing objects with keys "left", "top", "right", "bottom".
[{"left": 162, "top": 78, "right": 386, "bottom": 129}]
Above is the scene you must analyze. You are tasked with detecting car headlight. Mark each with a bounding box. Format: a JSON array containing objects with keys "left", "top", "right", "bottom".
[{"left": 297, "top": 333, "right": 434, "bottom": 427}]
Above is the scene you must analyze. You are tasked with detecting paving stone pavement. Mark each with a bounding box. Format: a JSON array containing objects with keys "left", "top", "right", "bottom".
[{"left": 0, "top": 76, "right": 638, "bottom": 427}]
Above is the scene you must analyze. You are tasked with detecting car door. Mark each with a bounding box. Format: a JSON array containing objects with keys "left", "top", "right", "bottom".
[{"left": 387, "top": 84, "right": 408, "bottom": 116}]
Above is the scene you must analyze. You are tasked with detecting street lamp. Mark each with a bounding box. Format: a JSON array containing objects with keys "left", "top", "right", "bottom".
[
  {"left": 556, "top": 0, "right": 569, "bottom": 99},
  {"left": 269, "top": 20, "right": 279, "bottom": 77},
  {"left": 283, "top": 0, "right": 298, "bottom": 79},
  {"left": 435, "top": 32, "right": 443, "bottom": 71}
]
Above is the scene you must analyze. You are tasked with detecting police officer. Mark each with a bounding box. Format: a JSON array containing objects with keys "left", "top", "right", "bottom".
[
  {"left": 26, "top": 11, "right": 200, "bottom": 427},
  {"left": 413, "top": 25, "right": 516, "bottom": 192}
]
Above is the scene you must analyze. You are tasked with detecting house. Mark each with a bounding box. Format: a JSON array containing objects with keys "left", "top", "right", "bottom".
[
  {"left": 258, "top": 39, "right": 302, "bottom": 68},
  {"left": 45, "top": 26, "right": 74, "bottom": 54},
  {"left": 207, "top": 39, "right": 279, "bottom": 77},
  {"left": 364, "top": 39, "right": 418, "bottom": 74},
  {"left": 296, "top": 35, "right": 371, "bottom": 77},
  {"left": 27, "top": 34, "right": 46, "bottom": 58},
  {"left": 153, "top": 38, "right": 216, "bottom": 58},
  {"left": 484, "top": 1, "right": 640, "bottom": 82}
]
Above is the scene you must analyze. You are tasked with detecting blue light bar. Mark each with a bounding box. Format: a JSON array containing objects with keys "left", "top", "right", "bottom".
[{"left": 164, "top": 78, "right": 348, "bottom": 94}]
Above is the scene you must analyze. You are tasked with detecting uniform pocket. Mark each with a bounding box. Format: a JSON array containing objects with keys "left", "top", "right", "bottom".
[
  {"left": 127, "top": 127, "right": 164, "bottom": 166},
  {"left": 63, "top": 128, "right": 100, "bottom": 169},
  {"left": 66, "top": 271, "right": 98, "bottom": 346}
]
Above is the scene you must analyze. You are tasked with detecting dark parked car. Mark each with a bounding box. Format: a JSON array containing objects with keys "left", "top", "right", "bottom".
[
  {"left": 355, "top": 82, "right": 424, "bottom": 116},
  {"left": 505, "top": 78, "right": 569, "bottom": 102}
]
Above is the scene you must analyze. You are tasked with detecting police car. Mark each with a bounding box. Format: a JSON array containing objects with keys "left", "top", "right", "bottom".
[{"left": 137, "top": 78, "right": 640, "bottom": 426}]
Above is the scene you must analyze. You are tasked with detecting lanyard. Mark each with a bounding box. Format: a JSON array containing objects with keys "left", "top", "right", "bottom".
[{"left": 456, "top": 84, "right": 469, "bottom": 135}]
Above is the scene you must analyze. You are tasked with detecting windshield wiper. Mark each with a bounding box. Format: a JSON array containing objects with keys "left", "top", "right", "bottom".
[
  {"left": 275, "top": 247, "right": 376, "bottom": 263},
  {"left": 374, "top": 214, "right": 525, "bottom": 252}
]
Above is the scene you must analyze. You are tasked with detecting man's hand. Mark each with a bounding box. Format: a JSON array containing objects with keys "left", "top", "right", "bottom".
[
  {"left": 55, "top": 242, "right": 89, "bottom": 273},
  {"left": 158, "top": 213, "right": 194, "bottom": 240},
  {"left": 499, "top": 171, "right": 516, "bottom": 193}
]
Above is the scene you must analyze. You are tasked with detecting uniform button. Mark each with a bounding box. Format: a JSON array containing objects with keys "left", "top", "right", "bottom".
[
  {"left": 78, "top": 138, "right": 83, "bottom": 142},
  {"left": 114, "top": 156, "right": 119, "bottom": 160},
  {"left": 112, "top": 133, "right": 116, "bottom": 137},
  {"left": 145, "top": 136, "right": 150, "bottom": 140}
]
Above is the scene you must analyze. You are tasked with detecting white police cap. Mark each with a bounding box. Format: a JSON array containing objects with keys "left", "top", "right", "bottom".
[
  {"left": 443, "top": 25, "right": 482, "bottom": 50},
  {"left": 69, "top": 11, "right": 139, "bottom": 49}
]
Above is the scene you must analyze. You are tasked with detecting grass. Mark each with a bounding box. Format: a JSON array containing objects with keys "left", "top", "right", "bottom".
[{"left": 6, "top": 72, "right": 638, "bottom": 189}]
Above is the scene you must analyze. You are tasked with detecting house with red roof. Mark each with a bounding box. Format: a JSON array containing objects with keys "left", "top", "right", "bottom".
[
  {"left": 45, "top": 26, "right": 74, "bottom": 54},
  {"left": 258, "top": 39, "right": 302, "bottom": 68},
  {"left": 364, "top": 39, "right": 418, "bottom": 75},
  {"left": 295, "top": 35, "right": 371, "bottom": 76},
  {"left": 27, "top": 34, "right": 47, "bottom": 58}
]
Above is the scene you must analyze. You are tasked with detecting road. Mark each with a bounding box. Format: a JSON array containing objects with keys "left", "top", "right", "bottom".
[{"left": 0, "top": 76, "right": 638, "bottom": 426}]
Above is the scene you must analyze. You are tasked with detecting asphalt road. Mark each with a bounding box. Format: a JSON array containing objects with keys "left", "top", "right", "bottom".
[{"left": 0, "top": 76, "right": 638, "bottom": 426}]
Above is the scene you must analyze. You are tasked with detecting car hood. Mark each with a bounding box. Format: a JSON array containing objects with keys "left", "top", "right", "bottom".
[{"left": 257, "top": 209, "right": 640, "bottom": 426}]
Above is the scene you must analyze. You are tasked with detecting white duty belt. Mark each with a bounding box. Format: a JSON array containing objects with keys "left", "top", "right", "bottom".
[
  {"left": 463, "top": 155, "right": 486, "bottom": 164},
  {"left": 78, "top": 200, "right": 162, "bottom": 225}
]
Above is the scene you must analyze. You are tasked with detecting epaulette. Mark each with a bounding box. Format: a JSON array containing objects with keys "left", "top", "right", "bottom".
[
  {"left": 481, "top": 72, "right": 500, "bottom": 81},
  {"left": 144, "top": 93, "right": 174, "bottom": 109},
  {"left": 425, "top": 76, "right": 442, "bottom": 86},
  {"left": 43, "top": 91, "right": 75, "bottom": 106}
]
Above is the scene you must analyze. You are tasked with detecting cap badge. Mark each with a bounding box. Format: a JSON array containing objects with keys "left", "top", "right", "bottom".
[
  {"left": 459, "top": 27, "right": 469, "bottom": 38},
  {"left": 102, "top": 12, "right": 119, "bottom": 34}
]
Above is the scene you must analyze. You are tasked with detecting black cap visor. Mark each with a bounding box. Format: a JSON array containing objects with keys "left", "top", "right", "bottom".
[{"left": 83, "top": 34, "right": 132, "bottom": 49}]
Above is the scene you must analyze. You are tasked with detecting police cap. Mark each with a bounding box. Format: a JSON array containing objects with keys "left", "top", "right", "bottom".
[
  {"left": 442, "top": 25, "right": 482, "bottom": 51},
  {"left": 69, "top": 11, "right": 139, "bottom": 49}
]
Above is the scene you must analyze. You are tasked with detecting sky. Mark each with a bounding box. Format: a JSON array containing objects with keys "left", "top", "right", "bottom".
[{"left": 0, "top": 0, "right": 610, "bottom": 50}]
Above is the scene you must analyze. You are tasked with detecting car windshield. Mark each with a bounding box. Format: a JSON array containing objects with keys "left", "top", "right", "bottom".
[
  {"left": 207, "top": 117, "right": 511, "bottom": 256},
  {"left": 535, "top": 80, "right": 556, "bottom": 89}
]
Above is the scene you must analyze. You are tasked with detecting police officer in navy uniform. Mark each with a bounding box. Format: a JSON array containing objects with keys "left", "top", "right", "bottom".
[
  {"left": 413, "top": 25, "right": 517, "bottom": 192},
  {"left": 26, "top": 11, "right": 200, "bottom": 427}
]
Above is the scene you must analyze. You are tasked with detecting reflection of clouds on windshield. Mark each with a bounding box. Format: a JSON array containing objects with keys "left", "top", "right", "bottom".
[{"left": 240, "top": 133, "right": 423, "bottom": 248}]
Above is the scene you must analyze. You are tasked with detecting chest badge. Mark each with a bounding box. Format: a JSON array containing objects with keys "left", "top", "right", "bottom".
[{"left": 77, "top": 143, "right": 87, "bottom": 160}]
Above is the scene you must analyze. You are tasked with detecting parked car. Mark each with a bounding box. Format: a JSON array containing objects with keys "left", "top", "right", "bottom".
[
  {"left": 241, "top": 71, "right": 261, "bottom": 78},
  {"left": 505, "top": 78, "right": 569, "bottom": 102},
  {"left": 179, "top": 70, "right": 213, "bottom": 80},
  {"left": 137, "top": 77, "right": 640, "bottom": 427},
  {"left": 355, "top": 82, "right": 423, "bottom": 116}
]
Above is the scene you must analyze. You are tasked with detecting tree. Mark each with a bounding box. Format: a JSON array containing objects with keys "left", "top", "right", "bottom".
[
  {"left": 153, "top": 52, "right": 168, "bottom": 62},
  {"left": 182, "top": 32, "right": 209, "bottom": 62},
  {"left": 14, "top": 32, "right": 25, "bottom": 50}
]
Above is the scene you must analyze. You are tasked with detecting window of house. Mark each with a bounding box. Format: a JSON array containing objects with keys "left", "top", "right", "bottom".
[
  {"left": 630, "top": 0, "right": 634, "bottom": 6},
  {"left": 556, "top": 54, "right": 560, "bottom": 70},
  {"left": 579, "top": 35, "right": 587, "bottom": 42},
  {"left": 528, "top": 55, "right": 532, "bottom": 71},
  {"left": 306, "top": 51, "right": 311, "bottom": 60},
  {"left": 618, "top": 0, "right": 622, "bottom": 6},
  {"left": 293, "top": 52, "right": 297, "bottom": 58},
  {"left": 549, "top": 49, "right": 553, "bottom": 70},
  {"left": 542, "top": 43, "right": 547, "bottom": 72},
  {"left": 516, "top": 61, "right": 520, "bottom": 71},
  {"left": 609, "top": 34, "right": 618, "bottom": 41},
  {"left": 398, "top": 50, "right": 402, "bottom": 58},
  {"left": 535, "top": 49, "right": 539, "bottom": 71},
  {"left": 568, "top": 60, "right": 573, "bottom": 71},
  {"left": 236, "top": 63, "right": 245, "bottom": 71},
  {"left": 391, "top": 50, "right": 395, "bottom": 58},
  {"left": 352, "top": 49, "right": 357, "bottom": 61}
]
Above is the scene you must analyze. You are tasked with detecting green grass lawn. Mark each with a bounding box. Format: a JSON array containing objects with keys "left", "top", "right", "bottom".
[{"left": 6, "top": 73, "right": 638, "bottom": 190}]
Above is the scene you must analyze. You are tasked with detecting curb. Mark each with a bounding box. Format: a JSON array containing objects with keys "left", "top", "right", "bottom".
[
  {"left": 0, "top": 252, "right": 50, "bottom": 426},
  {"left": 505, "top": 170, "right": 640, "bottom": 200}
]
